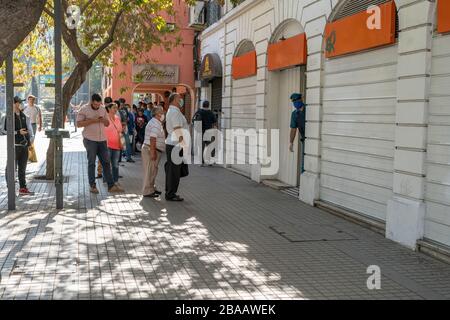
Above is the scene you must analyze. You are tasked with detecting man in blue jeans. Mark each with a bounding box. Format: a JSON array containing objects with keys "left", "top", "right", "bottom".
[{"left": 76, "top": 94, "right": 124, "bottom": 194}]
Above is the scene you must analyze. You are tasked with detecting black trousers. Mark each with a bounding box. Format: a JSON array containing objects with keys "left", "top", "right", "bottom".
[
  {"left": 165, "top": 144, "right": 182, "bottom": 199},
  {"left": 5, "top": 146, "right": 29, "bottom": 189}
]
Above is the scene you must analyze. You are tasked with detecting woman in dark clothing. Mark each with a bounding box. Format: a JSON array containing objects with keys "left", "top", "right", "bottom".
[{"left": 135, "top": 108, "right": 148, "bottom": 148}]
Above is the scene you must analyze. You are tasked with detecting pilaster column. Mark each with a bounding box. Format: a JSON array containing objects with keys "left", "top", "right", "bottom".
[{"left": 386, "top": 0, "right": 434, "bottom": 250}]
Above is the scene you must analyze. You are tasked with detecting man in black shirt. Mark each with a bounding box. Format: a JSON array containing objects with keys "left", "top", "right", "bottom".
[
  {"left": 3, "top": 96, "right": 35, "bottom": 195},
  {"left": 193, "top": 100, "right": 218, "bottom": 165}
]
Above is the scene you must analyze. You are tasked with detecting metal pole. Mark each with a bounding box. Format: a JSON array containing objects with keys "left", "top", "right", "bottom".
[
  {"left": 54, "top": 0, "right": 63, "bottom": 209},
  {"left": 5, "top": 53, "right": 16, "bottom": 210}
]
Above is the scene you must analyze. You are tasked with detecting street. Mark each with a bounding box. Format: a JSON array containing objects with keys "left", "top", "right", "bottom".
[{"left": 0, "top": 131, "right": 450, "bottom": 300}]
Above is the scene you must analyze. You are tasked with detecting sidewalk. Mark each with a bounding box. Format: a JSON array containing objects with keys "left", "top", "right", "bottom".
[{"left": 1, "top": 131, "right": 450, "bottom": 300}]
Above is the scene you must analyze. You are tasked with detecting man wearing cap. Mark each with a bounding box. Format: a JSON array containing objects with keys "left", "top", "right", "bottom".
[
  {"left": 3, "top": 96, "right": 35, "bottom": 195},
  {"left": 289, "top": 93, "right": 306, "bottom": 173},
  {"left": 23, "top": 94, "right": 42, "bottom": 135}
]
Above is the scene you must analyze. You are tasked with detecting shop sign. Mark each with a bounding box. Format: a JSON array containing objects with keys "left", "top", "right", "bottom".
[
  {"left": 438, "top": 0, "right": 450, "bottom": 34},
  {"left": 324, "top": 0, "right": 396, "bottom": 58},
  {"left": 232, "top": 51, "right": 257, "bottom": 80},
  {"left": 200, "top": 53, "right": 223, "bottom": 80},
  {"left": 132, "top": 64, "right": 179, "bottom": 84},
  {"left": 268, "top": 33, "right": 307, "bottom": 71}
]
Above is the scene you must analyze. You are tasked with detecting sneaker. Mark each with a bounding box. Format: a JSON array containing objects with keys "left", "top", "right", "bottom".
[
  {"left": 154, "top": 190, "right": 162, "bottom": 195},
  {"left": 126, "top": 159, "right": 135, "bottom": 163},
  {"left": 108, "top": 184, "right": 124, "bottom": 193},
  {"left": 144, "top": 192, "right": 159, "bottom": 198},
  {"left": 19, "top": 188, "right": 34, "bottom": 196},
  {"left": 166, "top": 195, "right": 184, "bottom": 202},
  {"left": 90, "top": 186, "right": 99, "bottom": 194}
]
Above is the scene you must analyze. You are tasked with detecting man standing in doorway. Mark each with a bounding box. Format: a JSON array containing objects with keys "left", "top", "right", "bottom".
[
  {"left": 192, "top": 100, "right": 217, "bottom": 165},
  {"left": 289, "top": 93, "right": 306, "bottom": 173},
  {"left": 77, "top": 93, "right": 124, "bottom": 194},
  {"left": 165, "top": 93, "right": 188, "bottom": 202}
]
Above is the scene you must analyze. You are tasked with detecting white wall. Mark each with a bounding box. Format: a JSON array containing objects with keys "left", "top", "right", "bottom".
[
  {"left": 200, "top": 0, "right": 450, "bottom": 251},
  {"left": 425, "top": 33, "right": 450, "bottom": 247}
]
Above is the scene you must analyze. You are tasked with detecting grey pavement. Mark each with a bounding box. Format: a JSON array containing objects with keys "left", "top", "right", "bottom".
[{"left": 1, "top": 131, "right": 450, "bottom": 300}]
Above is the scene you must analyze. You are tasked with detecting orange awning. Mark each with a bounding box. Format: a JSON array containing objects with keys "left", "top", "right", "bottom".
[
  {"left": 438, "top": 0, "right": 450, "bottom": 34},
  {"left": 232, "top": 51, "right": 257, "bottom": 80},
  {"left": 268, "top": 33, "right": 307, "bottom": 71},
  {"left": 324, "top": 1, "right": 396, "bottom": 58}
]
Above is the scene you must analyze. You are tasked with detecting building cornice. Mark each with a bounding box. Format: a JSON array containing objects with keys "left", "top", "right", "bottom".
[{"left": 200, "top": 0, "right": 266, "bottom": 40}]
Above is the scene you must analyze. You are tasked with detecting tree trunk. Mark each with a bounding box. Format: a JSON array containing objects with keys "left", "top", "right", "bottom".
[
  {"left": 45, "top": 60, "right": 92, "bottom": 179},
  {"left": 0, "top": 0, "right": 46, "bottom": 65}
]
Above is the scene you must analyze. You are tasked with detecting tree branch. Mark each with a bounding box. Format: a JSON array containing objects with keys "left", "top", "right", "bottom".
[
  {"left": 89, "top": 10, "right": 124, "bottom": 62},
  {"left": 81, "top": 0, "right": 95, "bottom": 15},
  {"left": 43, "top": 6, "right": 54, "bottom": 19}
]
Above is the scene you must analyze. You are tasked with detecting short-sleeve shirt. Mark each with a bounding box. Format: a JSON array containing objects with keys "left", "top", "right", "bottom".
[
  {"left": 144, "top": 118, "right": 166, "bottom": 152},
  {"left": 165, "top": 105, "right": 188, "bottom": 146},
  {"left": 76, "top": 104, "right": 108, "bottom": 142},
  {"left": 290, "top": 107, "right": 306, "bottom": 139},
  {"left": 104, "top": 115, "right": 123, "bottom": 150},
  {"left": 23, "top": 105, "right": 40, "bottom": 124}
]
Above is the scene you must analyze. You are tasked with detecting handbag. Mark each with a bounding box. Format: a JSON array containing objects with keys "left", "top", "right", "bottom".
[
  {"left": 28, "top": 144, "right": 38, "bottom": 162},
  {"left": 180, "top": 163, "right": 189, "bottom": 178},
  {"left": 111, "top": 117, "right": 126, "bottom": 151}
]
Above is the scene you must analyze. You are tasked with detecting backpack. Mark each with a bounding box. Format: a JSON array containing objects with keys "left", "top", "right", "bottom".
[{"left": 192, "top": 110, "right": 202, "bottom": 122}]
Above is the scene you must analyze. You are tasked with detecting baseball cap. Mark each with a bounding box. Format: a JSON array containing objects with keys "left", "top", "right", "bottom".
[
  {"left": 13, "top": 96, "right": 25, "bottom": 104},
  {"left": 290, "top": 93, "right": 302, "bottom": 101}
]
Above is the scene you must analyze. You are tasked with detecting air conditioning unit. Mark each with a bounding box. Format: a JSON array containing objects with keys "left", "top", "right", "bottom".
[{"left": 189, "top": 1, "right": 207, "bottom": 31}]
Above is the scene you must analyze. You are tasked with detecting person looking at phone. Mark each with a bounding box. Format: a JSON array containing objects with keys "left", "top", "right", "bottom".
[
  {"left": 76, "top": 93, "right": 124, "bottom": 194},
  {"left": 2, "top": 96, "right": 35, "bottom": 195}
]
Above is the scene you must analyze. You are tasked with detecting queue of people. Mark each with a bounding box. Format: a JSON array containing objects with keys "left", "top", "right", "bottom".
[
  {"left": 77, "top": 92, "right": 191, "bottom": 201},
  {"left": 3, "top": 90, "right": 213, "bottom": 201}
]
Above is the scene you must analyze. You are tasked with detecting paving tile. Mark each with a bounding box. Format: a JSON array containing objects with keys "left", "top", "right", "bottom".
[{"left": 0, "top": 132, "right": 450, "bottom": 299}]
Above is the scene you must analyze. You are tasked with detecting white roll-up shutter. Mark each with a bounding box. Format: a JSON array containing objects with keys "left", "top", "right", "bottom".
[
  {"left": 231, "top": 76, "right": 257, "bottom": 177},
  {"left": 425, "top": 33, "right": 450, "bottom": 246},
  {"left": 320, "top": 44, "right": 397, "bottom": 222}
]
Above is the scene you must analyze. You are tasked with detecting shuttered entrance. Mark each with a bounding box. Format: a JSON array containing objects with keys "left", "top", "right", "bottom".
[
  {"left": 278, "top": 67, "right": 302, "bottom": 186},
  {"left": 320, "top": 45, "right": 397, "bottom": 222},
  {"left": 211, "top": 77, "right": 222, "bottom": 129},
  {"left": 230, "top": 76, "right": 256, "bottom": 177},
  {"left": 425, "top": 33, "right": 450, "bottom": 246},
  {"left": 319, "top": 0, "right": 398, "bottom": 222}
]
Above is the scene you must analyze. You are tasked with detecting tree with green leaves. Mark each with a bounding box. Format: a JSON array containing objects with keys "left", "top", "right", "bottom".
[{"left": 41, "top": 0, "right": 195, "bottom": 179}]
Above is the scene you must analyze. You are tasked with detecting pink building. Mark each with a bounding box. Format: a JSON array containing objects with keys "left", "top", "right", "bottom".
[{"left": 103, "top": 1, "right": 195, "bottom": 119}]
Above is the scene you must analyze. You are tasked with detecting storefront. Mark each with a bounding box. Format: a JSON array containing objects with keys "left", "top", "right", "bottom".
[
  {"left": 265, "top": 22, "right": 307, "bottom": 187},
  {"left": 425, "top": 0, "right": 450, "bottom": 247},
  {"left": 199, "top": 0, "right": 449, "bottom": 254},
  {"left": 319, "top": 0, "right": 398, "bottom": 222},
  {"left": 230, "top": 41, "right": 258, "bottom": 178},
  {"left": 200, "top": 53, "right": 223, "bottom": 127}
]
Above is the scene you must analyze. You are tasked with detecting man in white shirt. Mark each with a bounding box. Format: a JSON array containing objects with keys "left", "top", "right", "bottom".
[
  {"left": 142, "top": 106, "right": 165, "bottom": 198},
  {"left": 164, "top": 93, "right": 188, "bottom": 201},
  {"left": 23, "top": 95, "right": 42, "bottom": 135}
]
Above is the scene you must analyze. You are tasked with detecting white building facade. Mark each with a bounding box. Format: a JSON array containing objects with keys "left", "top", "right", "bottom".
[{"left": 198, "top": 0, "right": 450, "bottom": 256}]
